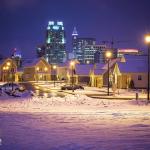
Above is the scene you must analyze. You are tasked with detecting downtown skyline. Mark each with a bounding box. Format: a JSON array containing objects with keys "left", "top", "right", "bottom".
[{"left": 0, "top": 0, "right": 150, "bottom": 58}]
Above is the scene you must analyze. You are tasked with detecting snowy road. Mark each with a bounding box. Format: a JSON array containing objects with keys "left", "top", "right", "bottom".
[{"left": 0, "top": 112, "right": 150, "bottom": 150}]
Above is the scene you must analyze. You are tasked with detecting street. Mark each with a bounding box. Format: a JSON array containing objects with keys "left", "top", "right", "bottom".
[{"left": 21, "top": 82, "right": 65, "bottom": 98}]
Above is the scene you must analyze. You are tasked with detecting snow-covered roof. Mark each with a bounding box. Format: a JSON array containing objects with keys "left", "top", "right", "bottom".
[
  {"left": 22, "top": 59, "right": 40, "bottom": 68},
  {"left": 95, "top": 63, "right": 105, "bottom": 69},
  {"left": 75, "top": 64, "right": 94, "bottom": 75},
  {"left": 102, "top": 58, "right": 119, "bottom": 70},
  {"left": 94, "top": 69, "right": 106, "bottom": 75},
  {"left": 118, "top": 55, "right": 147, "bottom": 73}
]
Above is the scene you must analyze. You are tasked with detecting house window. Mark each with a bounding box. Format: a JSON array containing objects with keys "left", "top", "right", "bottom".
[{"left": 138, "top": 75, "right": 142, "bottom": 81}]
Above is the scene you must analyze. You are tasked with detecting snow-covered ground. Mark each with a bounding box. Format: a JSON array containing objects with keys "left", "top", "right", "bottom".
[
  {"left": 32, "top": 81, "right": 147, "bottom": 99},
  {"left": 0, "top": 90, "right": 150, "bottom": 149}
]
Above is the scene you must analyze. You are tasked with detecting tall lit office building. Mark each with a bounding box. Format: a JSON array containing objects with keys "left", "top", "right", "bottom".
[
  {"left": 72, "top": 27, "right": 96, "bottom": 63},
  {"left": 72, "top": 27, "right": 78, "bottom": 59},
  {"left": 84, "top": 44, "right": 106, "bottom": 64},
  {"left": 45, "top": 21, "right": 66, "bottom": 64}
]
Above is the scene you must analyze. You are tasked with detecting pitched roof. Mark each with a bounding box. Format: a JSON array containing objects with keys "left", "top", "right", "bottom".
[
  {"left": 118, "top": 55, "right": 147, "bottom": 73},
  {"left": 75, "top": 64, "right": 94, "bottom": 75},
  {"left": 94, "top": 69, "right": 106, "bottom": 75},
  {"left": 22, "top": 57, "right": 49, "bottom": 68},
  {"left": 95, "top": 63, "right": 105, "bottom": 69}
]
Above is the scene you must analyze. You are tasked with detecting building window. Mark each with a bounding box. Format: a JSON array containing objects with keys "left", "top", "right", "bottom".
[{"left": 138, "top": 75, "right": 142, "bottom": 81}]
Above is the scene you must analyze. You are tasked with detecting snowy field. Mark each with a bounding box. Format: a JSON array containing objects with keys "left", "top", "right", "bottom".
[{"left": 0, "top": 92, "right": 150, "bottom": 149}]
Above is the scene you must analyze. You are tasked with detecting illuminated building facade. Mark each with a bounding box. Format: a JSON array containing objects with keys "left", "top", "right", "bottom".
[
  {"left": 84, "top": 44, "right": 106, "bottom": 64},
  {"left": 72, "top": 28, "right": 96, "bottom": 63},
  {"left": 117, "top": 49, "right": 140, "bottom": 57},
  {"left": 45, "top": 21, "right": 66, "bottom": 64}
]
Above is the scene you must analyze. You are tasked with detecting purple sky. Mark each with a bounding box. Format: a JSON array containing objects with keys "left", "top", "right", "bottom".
[{"left": 0, "top": 0, "right": 150, "bottom": 58}]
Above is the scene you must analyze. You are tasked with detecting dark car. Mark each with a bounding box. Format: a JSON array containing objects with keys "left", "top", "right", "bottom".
[
  {"left": 0, "top": 83, "right": 25, "bottom": 92},
  {"left": 61, "top": 84, "right": 84, "bottom": 90}
]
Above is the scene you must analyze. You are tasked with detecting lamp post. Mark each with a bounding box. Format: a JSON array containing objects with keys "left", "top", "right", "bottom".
[
  {"left": 145, "top": 34, "right": 150, "bottom": 103},
  {"left": 2, "top": 66, "right": 7, "bottom": 82},
  {"left": 36, "top": 67, "right": 39, "bottom": 82},
  {"left": 9, "top": 60, "right": 14, "bottom": 91},
  {"left": 44, "top": 67, "right": 48, "bottom": 81},
  {"left": 53, "top": 65, "right": 57, "bottom": 87},
  {"left": 105, "top": 51, "right": 112, "bottom": 96},
  {"left": 70, "top": 61, "right": 75, "bottom": 92}
]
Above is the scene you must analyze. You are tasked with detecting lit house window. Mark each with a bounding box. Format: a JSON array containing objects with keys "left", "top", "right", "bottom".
[{"left": 138, "top": 75, "right": 142, "bottom": 80}]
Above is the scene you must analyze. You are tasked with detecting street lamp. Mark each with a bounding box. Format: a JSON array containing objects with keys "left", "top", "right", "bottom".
[
  {"left": 70, "top": 61, "right": 75, "bottom": 92},
  {"left": 53, "top": 65, "right": 57, "bottom": 87},
  {"left": 36, "top": 67, "right": 39, "bottom": 82},
  {"left": 2, "top": 66, "right": 6, "bottom": 82},
  {"left": 145, "top": 34, "right": 150, "bottom": 103},
  {"left": 10, "top": 59, "right": 15, "bottom": 91},
  {"left": 105, "top": 51, "right": 112, "bottom": 96},
  {"left": 44, "top": 67, "right": 48, "bottom": 81}
]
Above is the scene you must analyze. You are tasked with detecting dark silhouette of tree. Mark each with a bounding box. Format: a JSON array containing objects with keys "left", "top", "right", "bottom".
[{"left": 129, "top": 80, "right": 135, "bottom": 89}]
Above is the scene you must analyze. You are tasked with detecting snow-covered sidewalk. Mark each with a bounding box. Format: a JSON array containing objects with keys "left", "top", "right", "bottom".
[{"left": 0, "top": 93, "right": 149, "bottom": 115}]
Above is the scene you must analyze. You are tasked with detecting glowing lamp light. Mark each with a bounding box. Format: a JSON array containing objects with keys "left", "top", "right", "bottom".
[
  {"left": 6, "top": 66, "right": 9, "bottom": 70},
  {"left": 36, "top": 67, "right": 39, "bottom": 71},
  {"left": 70, "top": 61, "right": 75, "bottom": 67},
  {"left": 145, "top": 34, "right": 150, "bottom": 44},
  {"left": 53, "top": 65, "right": 57, "bottom": 70},
  {"left": 44, "top": 67, "right": 48, "bottom": 71},
  {"left": 7, "top": 62, "right": 11, "bottom": 66},
  {"left": 3, "top": 67, "right": 6, "bottom": 70},
  {"left": 105, "top": 51, "right": 112, "bottom": 59}
]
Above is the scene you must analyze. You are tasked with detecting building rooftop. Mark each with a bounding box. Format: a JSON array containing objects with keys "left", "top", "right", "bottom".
[
  {"left": 118, "top": 55, "right": 147, "bottom": 73},
  {"left": 75, "top": 64, "right": 94, "bottom": 75}
]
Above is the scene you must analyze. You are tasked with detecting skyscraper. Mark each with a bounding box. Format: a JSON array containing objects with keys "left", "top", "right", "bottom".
[
  {"left": 72, "top": 27, "right": 96, "bottom": 63},
  {"left": 72, "top": 27, "right": 78, "bottom": 59},
  {"left": 84, "top": 44, "right": 106, "bottom": 64},
  {"left": 45, "top": 21, "right": 66, "bottom": 64}
]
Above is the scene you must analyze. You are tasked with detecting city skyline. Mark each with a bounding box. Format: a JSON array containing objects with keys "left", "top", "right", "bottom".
[{"left": 0, "top": 0, "right": 150, "bottom": 58}]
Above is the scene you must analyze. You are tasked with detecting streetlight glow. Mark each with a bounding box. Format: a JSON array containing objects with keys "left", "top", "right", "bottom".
[
  {"left": 145, "top": 34, "right": 150, "bottom": 44},
  {"left": 105, "top": 51, "right": 112, "bottom": 59},
  {"left": 105, "top": 51, "right": 112, "bottom": 96},
  {"left": 70, "top": 61, "right": 75, "bottom": 67},
  {"left": 53, "top": 65, "right": 57, "bottom": 70},
  {"left": 144, "top": 33, "right": 150, "bottom": 103}
]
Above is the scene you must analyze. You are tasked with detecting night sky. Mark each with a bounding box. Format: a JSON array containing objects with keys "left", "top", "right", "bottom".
[{"left": 0, "top": 0, "right": 150, "bottom": 58}]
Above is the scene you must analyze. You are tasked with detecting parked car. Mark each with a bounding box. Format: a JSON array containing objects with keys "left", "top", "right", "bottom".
[
  {"left": 0, "top": 83, "right": 25, "bottom": 92},
  {"left": 61, "top": 84, "right": 84, "bottom": 90}
]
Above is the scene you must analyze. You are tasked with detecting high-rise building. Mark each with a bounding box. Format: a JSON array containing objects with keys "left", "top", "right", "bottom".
[
  {"left": 72, "top": 27, "right": 96, "bottom": 63},
  {"left": 45, "top": 21, "right": 67, "bottom": 64},
  {"left": 72, "top": 27, "right": 78, "bottom": 59},
  {"left": 84, "top": 44, "right": 106, "bottom": 64}
]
